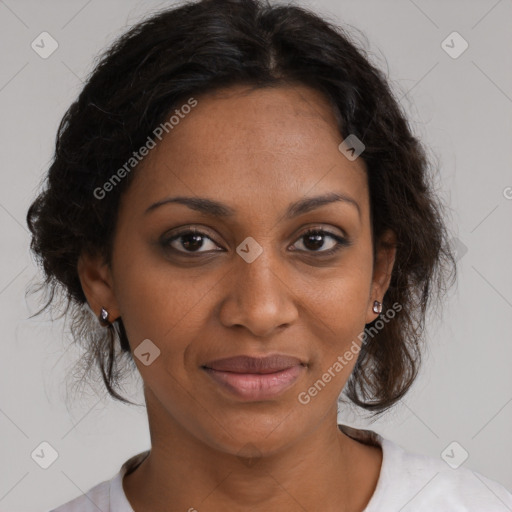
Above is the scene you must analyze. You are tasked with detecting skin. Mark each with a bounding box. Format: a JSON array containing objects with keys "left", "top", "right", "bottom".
[{"left": 78, "top": 83, "right": 397, "bottom": 512}]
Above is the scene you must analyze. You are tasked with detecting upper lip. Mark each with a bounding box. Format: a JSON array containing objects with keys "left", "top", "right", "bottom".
[{"left": 202, "top": 354, "right": 305, "bottom": 374}]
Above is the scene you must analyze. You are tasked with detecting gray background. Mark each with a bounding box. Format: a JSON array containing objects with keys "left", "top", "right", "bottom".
[{"left": 0, "top": 0, "right": 511, "bottom": 510}]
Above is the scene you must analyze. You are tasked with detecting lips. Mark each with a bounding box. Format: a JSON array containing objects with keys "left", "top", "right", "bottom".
[
  {"left": 202, "top": 354, "right": 305, "bottom": 374},
  {"left": 201, "top": 354, "right": 306, "bottom": 401}
]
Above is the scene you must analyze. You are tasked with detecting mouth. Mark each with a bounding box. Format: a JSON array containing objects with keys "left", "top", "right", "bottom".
[{"left": 201, "top": 354, "right": 307, "bottom": 401}]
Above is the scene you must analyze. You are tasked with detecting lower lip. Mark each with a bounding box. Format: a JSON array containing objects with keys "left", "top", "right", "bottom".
[{"left": 203, "top": 365, "right": 305, "bottom": 401}]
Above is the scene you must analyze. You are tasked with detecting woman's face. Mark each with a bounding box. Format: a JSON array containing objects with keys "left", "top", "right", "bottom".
[{"left": 80, "top": 83, "right": 395, "bottom": 455}]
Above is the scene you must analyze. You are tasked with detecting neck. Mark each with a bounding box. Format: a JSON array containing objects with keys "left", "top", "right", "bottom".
[{"left": 123, "top": 390, "right": 382, "bottom": 512}]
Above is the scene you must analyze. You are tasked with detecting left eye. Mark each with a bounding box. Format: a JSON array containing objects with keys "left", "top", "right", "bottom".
[{"left": 291, "top": 229, "right": 348, "bottom": 254}]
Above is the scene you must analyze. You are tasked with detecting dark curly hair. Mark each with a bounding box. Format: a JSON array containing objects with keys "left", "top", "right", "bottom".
[{"left": 26, "top": 0, "right": 457, "bottom": 415}]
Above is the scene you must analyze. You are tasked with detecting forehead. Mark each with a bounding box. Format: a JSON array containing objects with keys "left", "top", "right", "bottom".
[{"left": 125, "top": 84, "right": 368, "bottom": 217}]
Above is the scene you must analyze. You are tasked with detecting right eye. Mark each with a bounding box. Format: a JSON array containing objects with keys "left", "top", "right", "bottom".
[{"left": 160, "top": 228, "right": 223, "bottom": 254}]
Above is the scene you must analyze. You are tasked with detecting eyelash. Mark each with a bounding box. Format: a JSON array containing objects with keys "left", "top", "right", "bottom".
[{"left": 160, "top": 227, "right": 350, "bottom": 257}]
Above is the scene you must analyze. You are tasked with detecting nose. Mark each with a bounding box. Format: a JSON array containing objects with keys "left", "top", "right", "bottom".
[{"left": 218, "top": 245, "right": 299, "bottom": 338}]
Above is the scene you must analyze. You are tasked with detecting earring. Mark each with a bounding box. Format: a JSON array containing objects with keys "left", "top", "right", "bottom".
[
  {"left": 99, "top": 307, "right": 110, "bottom": 326},
  {"left": 372, "top": 300, "right": 382, "bottom": 314}
]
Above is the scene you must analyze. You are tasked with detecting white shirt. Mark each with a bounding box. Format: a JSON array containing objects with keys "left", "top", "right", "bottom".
[{"left": 50, "top": 425, "right": 512, "bottom": 512}]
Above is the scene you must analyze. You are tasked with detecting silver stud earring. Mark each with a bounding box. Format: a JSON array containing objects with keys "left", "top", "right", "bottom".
[
  {"left": 372, "top": 300, "right": 382, "bottom": 314},
  {"left": 99, "top": 307, "right": 110, "bottom": 326}
]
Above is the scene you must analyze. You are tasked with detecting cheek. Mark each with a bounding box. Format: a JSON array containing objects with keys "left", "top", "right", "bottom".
[
  {"left": 307, "top": 250, "right": 372, "bottom": 321},
  {"left": 296, "top": 283, "right": 369, "bottom": 407},
  {"left": 300, "top": 252, "right": 373, "bottom": 378},
  {"left": 111, "top": 244, "right": 222, "bottom": 372}
]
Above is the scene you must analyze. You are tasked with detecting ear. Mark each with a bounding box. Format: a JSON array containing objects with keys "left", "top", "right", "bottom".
[
  {"left": 77, "top": 250, "right": 121, "bottom": 323},
  {"left": 365, "top": 228, "right": 397, "bottom": 324}
]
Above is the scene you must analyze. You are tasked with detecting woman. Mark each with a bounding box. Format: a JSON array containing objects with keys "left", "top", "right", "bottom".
[{"left": 26, "top": 0, "right": 512, "bottom": 510}]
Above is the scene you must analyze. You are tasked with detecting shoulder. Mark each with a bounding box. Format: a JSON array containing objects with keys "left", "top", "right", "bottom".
[
  {"left": 338, "top": 424, "right": 512, "bottom": 511},
  {"left": 371, "top": 435, "right": 512, "bottom": 511},
  {"left": 48, "top": 451, "right": 149, "bottom": 512},
  {"left": 49, "top": 478, "right": 111, "bottom": 512}
]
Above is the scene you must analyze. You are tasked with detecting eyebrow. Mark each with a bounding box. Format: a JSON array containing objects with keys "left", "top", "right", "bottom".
[{"left": 144, "top": 192, "right": 361, "bottom": 220}]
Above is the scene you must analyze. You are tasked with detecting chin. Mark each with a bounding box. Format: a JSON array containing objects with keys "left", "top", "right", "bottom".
[{"left": 195, "top": 407, "right": 305, "bottom": 458}]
